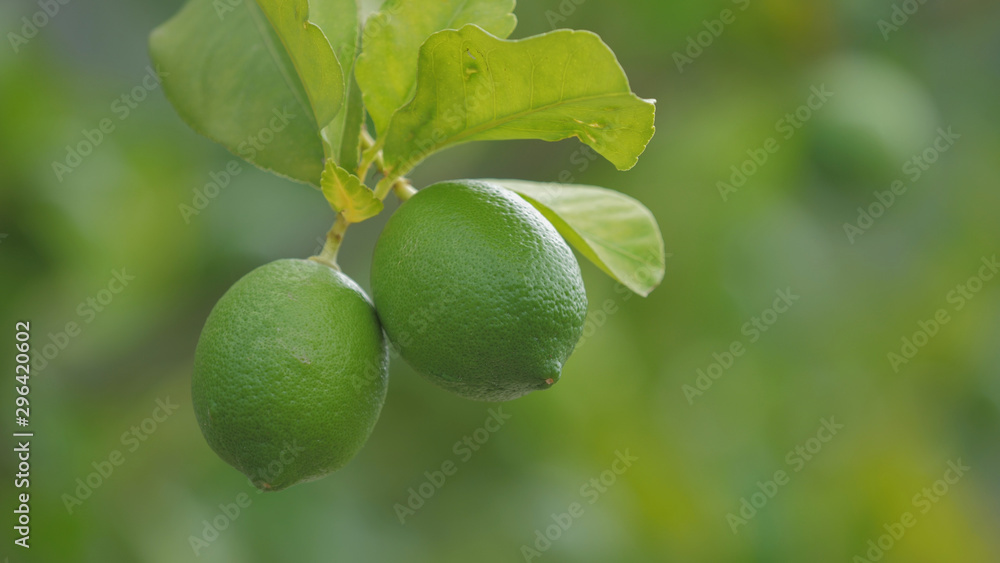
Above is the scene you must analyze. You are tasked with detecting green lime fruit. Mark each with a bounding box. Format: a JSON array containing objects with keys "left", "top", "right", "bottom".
[
  {"left": 192, "top": 259, "right": 388, "bottom": 491},
  {"left": 371, "top": 180, "right": 587, "bottom": 402}
]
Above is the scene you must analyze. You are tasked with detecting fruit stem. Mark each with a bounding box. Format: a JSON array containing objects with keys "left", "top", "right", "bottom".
[
  {"left": 393, "top": 180, "right": 417, "bottom": 202},
  {"left": 310, "top": 213, "right": 350, "bottom": 270}
]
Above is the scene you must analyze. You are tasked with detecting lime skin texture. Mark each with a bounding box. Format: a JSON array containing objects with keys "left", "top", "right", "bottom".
[
  {"left": 192, "top": 259, "right": 389, "bottom": 491},
  {"left": 371, "top": 180, "right": 588, "bottom": 402}
]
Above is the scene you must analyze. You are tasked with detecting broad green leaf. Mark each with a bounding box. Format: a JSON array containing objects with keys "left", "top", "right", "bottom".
[
  {"left": 355, "top": 0, "right": 516, "bottom": 137},
  {"left": 150, "top": 0, "right": 345, "bottom": 185},
  {"left": 309, "top": 0, "right": 359, "bottom": 67},
  {"left": 381, "top": 26, "right": 656, "bottom": 177},
  {"left": 312, "top": 0, "right": 365, "bottom": 169},
  {"left": 255, "top": 0, "right": 344, "bottom": 128},
  {"left": 490, "top": 180, "right": 665, "bottom": 297},
  {"left": 321, "top": 160, "right": 383, "bottom": 222}
]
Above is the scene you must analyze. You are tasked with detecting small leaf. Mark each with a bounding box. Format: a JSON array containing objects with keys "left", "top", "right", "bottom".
[
  {"left": 321, "top": 161, "right": 383, "bottom": 222},
  {"left": 355, "top": 0, "right": 516, "bottom": 138},
  {"left": 150, "top": 0, "right": 345, "bottom": 185},
  {"left": 381, "top": 26, "right": 656, "bottom": 177},
  {"left": 490, "top": 180, "right": 665, "bottom": 296}
]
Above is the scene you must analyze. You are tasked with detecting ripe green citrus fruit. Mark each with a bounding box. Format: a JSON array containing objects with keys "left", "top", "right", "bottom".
[
  {"left": 192, "top": 259, "right": 388, "bottom": 491},
  {"left": 371, "top": 180, "right": 587, "bottom": 402}
]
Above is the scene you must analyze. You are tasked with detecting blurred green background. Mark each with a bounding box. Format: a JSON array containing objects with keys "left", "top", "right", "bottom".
[{"left": 2, "top": 0, "right": 999, "bottom": 561}]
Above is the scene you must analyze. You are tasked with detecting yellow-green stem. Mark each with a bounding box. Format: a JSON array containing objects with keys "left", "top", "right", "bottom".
[
  {"left": 357, "top": 130, "right": 380, "bottom": 181},
  {"left": 309, "top": 213, "right": 350, "bottom": 270},
  {"left": 393, "top": 180, "right": 417, "bottom": 202}
]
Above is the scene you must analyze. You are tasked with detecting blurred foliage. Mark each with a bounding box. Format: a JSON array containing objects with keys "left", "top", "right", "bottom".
[{"left": 2, "top": 0, "right": 999, "bottom": 562}]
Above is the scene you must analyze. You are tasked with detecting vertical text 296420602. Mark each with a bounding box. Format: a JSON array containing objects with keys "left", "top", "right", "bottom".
[{"left": 14, "top": 321, "right": 33, "bottom": 549}]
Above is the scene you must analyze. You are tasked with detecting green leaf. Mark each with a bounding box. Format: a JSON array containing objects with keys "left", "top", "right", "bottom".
[
  {"left": 309, "top": 0, "right": 359, "bottom": 67},
  {"left": 321, "top": 160, "right": 383, "bottom": 222},
  {"left": 324, "top": 74, "right": 366, "bottom": 173},
  {"left": 312, "top": 0, "right": 365, "bottom": 170},
  {"left": 490, "top": 180, "right": 665, "bottom": 297},
  {"left": 149, "top": 0, "right": 345, "bottom": 186},
  {"left": 355, "top": 0, "right": 516, "bottom": 138},
  {"left": 381, "top": 26, "right": 656, "bottom": 177},
  {"left": 255, "top": 0, "right": 344, "bottom": 128}
]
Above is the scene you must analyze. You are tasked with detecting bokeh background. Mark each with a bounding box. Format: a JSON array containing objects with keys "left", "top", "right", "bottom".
[{"left": 2, "top": 0, "right": 1000, "bottom": 561}]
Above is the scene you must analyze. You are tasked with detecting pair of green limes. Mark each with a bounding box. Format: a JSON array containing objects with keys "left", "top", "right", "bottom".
[{"left": 192, "top": 181, "right": 588, "bottom": 490}]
